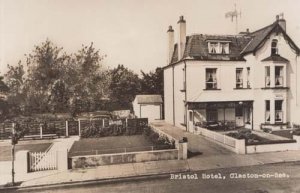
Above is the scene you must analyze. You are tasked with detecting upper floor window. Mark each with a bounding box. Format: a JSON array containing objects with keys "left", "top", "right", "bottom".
[
  {"left": 271, "top": 39, "right": 278, "bottom": 55},
  {"left": 247, "top": 67, "right": 251, "bottom": 88},
  {"left": 206, "top": 68, "right": 217, "bottom": 89},
  {"left": 275, "top": 66, "right": 284, "bottom": 87},
  {"left": 208, "top": 42, "right": 230, "bottom": 54},
  {"left": 236, "top": 68, "right": 243, "bottom": 88},
  {"left": 265, "top": 66, "right": 271, "bottom": 87},
  {"left": 220, "top": 43, "right": 229, "bottom": 54},
  {"left": 209, "top": 42, "right": 218, "bottom": 53}
]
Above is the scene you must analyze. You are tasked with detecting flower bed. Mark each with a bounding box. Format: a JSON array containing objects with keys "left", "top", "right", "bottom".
[{"left": 227, "top": 129, "right": 296, "bottom": 145}]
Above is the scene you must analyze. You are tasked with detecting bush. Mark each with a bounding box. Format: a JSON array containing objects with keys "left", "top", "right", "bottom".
[{"left": 80, "top": 123, "right": 146, "bottom": 138}]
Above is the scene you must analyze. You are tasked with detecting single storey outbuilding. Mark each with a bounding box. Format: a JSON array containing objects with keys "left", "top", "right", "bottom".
[{"left": 133, "top": 95, "right": 163, "bottom": 120}]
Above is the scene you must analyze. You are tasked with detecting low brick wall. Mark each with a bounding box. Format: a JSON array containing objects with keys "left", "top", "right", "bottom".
[{"left": 70, "top": 149, "right": 178, "bottom": 169}]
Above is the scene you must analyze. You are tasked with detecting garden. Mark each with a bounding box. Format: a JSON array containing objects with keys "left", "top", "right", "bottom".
[
  {"left": 226, "top": 129, "right": 296, "bottom": 145},
  {"left": 69, "top": 123, "right": 176, "bottom": 157}
]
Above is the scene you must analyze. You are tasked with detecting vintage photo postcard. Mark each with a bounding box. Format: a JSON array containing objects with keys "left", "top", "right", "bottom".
[{"left": 0, "top": 0, "right": 300, "bottom": 192}]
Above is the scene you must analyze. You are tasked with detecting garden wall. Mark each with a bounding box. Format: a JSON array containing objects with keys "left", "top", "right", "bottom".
[
  {"left": 195, "top": 126, "right": 245, "bottom": 154},
  {"left": 70, "top": 149, "right": 178, "bottom": 168},
  {"left": 246, "top": 135, "right": 300, "bottom": 154},
  {"left": 196, "top": 126, "right": 300, "bottom": 154}
]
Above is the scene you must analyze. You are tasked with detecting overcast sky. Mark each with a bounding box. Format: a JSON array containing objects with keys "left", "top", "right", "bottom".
[{"left": 1, "top": 0, "right": 300, "bottom": 75}]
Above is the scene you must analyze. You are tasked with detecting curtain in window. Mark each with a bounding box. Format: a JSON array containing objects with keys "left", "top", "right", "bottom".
[
  {"left": 206, "top": 69, "right": 216, "bottom": 82},
  {"left": 220, "top": 43, "right": 229, "bottom": 54},
  {"left": 210, "top": 43, "right": 217, "bottom": 53}
]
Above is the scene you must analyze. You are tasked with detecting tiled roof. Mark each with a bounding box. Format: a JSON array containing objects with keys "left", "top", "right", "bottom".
[
  {"left": 241, "top": 23, "right": 276, "bottom": 55},
  {"left": 168, "top": 21, "right": 299, "bottom": 65},
  {"left": 135, "top": 95, "right": 163, "bottom": 104},
  {"left": 261, "top": 55, "right": 289, "bottom": 62}
]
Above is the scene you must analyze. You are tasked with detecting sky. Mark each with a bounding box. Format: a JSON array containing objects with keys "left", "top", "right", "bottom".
[{"left": 0, "top": 0, "right": 300, "bottom": 75}]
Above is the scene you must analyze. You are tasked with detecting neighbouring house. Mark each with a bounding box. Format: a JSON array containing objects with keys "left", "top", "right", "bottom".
[
  {"left": 164, "top": 15, "right": 300, "bottom": 132},
  {"left": 133, "top": 95, "right": 163, "bottom": 120}
]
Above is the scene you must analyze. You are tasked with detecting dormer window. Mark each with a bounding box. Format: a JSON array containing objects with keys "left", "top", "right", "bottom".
[
  {"left": 208, "top": 41, "right": 230, "bottom": 54},
  {"left": 271, "top": 39, "right": 278, "bottom": 55},
  {"left": 209, "top": 42, "right": 218, "bottom": 53},
  {"left": 220, "top": 43, "right": 229, "bottom": 54}
]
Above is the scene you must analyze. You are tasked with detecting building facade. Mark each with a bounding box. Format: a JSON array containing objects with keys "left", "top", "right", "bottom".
[{"left": 164, "top": 15, "right": 300, "bottom": 132}]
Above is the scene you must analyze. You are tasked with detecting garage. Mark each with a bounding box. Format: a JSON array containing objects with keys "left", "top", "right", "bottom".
[{"left": 132, "top": 95, "right": 163, "bottom": 121}]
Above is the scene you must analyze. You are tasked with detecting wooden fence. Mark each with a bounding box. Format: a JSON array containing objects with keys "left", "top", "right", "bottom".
[
  {"left": 29, "top": 151, "right": 57, "bottom": 172},
  {"left": 0, "top": 118, "right": 148, "bottom": 139}
]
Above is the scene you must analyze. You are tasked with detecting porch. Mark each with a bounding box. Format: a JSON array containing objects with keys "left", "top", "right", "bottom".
[{"left": 187, "top": 101, "right": 253, "bottom": 132}]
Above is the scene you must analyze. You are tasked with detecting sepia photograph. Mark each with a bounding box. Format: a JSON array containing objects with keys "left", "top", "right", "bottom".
[{"left": 0, "top": 0, "right": 300, "bottom": 192}]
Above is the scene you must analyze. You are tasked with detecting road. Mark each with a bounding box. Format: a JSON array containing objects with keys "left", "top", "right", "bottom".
[{"left": 5, "top": 161, "right": 300, "bottom": 193}]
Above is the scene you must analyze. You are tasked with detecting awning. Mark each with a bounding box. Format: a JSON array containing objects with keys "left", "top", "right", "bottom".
[{"left": 187, "top": 101, "right": 253, "bottom": 110}]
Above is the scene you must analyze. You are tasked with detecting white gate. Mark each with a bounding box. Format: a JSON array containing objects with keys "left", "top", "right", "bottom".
[{"left": 29, "top": 151, "right": 57, "bottom": 172}]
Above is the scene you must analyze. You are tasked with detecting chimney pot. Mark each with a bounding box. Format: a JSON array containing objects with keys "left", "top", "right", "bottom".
[
  {"left": 178, "top": 15, "right": 186, "bottom": 23},
  {"left": 246, "top": 28, "right": 249, "bottom": 33},
  {"left": 276, "top": 15, "right": 279, "bottom": 21},
  {"left": 167, "top": 25, "right": 174, "bottom": 32}
]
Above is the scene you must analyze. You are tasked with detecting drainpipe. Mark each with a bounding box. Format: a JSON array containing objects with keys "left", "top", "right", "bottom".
[
  {"left": 183, "top": 60, "right": 187, "bottom": 131},
  {"left": 251, "top": 101, "right": 254, "bottom": 130},
  {"left": 172, "top": 66, "right": 175, "bottom": 126}
]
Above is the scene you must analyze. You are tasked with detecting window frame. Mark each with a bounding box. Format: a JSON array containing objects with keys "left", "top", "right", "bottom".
[
  {"left": 271, "top": 39, "right": 278, "bottom": 55},
  {"left": 205, "top": 68, "right": 218, "bottom": 90},
  {"left": 236, "top": 68, "right": 243, "bottom": 89}
]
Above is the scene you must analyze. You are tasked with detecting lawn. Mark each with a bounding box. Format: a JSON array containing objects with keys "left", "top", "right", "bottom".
[
  {"left": 69, "top": 135, "right": 159, "bottom": 157},
  {"left": 0, "top": 142, "right": 52, "bottom": 161}
]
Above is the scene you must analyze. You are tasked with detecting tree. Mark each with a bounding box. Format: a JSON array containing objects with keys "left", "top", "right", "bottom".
[
  {"left": 109, "top": 64, "right": 141, "bottom": 110},
  {"left": 140, "top": 67, "right": 163, "bottom": 95},
  {"left": 69, "top": 42, "right": 110, "bottom": 114},
  {"left": 0, "top": 75, "right": 9, "bottom": 121},
  {"left": 4, "top": 62, "right": 26, "bottom": 116},
  {"left": 4, "top": 40, "right": 111, "bottom": 116},
  {"left": 25, "top": 39, "right": 70, "bottom": 113}
]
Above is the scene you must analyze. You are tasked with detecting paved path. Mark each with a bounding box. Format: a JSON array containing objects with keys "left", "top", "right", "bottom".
[{"left": 150, "top": 121, "right": 233, "bottom": 156}]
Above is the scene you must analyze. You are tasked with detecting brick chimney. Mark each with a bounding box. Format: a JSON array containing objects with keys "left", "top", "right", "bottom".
[
  {"left": 167, "top": 25, "right": 174, "bottom": 64},
  {"left": 177, "top": 16, "right": 186, "bottom": 60},
  {"left": 276, "top": 14, "right": 286, "bottom": 32}
]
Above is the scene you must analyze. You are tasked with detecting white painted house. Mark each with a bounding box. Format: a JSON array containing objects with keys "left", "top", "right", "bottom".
[
  {"left": 164, "top": 15, "right": 300, "bottom": 132},
  {"left": 132, "top": 95, "right": 163, "bottom": 120}
]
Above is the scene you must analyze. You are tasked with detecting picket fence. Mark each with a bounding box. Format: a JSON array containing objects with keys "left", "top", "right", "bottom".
[{"left": 29, "top": 151, "right": 57, "bottom": 172}]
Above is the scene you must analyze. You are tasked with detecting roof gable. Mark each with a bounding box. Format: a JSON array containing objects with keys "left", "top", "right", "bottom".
[{"left": 241, "top": 23, "right": 300, "bottom": 56}]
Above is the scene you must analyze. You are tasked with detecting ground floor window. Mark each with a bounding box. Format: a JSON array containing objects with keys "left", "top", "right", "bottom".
[
  {"left": 275, "top": 100, "right": 283, "bottom": 122},
  {"left": 206, "top": 108, "right": 218, "bottom": 122},
  {"left": 265, "top": 100, "right": 270, "bottom": 122}
]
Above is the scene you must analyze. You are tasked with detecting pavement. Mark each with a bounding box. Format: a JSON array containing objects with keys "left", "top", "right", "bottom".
[{"left": 1, "top": 121, "right": 300, "bottom": 189}]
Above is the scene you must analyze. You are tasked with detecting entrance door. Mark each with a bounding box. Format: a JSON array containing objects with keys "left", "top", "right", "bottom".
[
  {"left": 235, "top": 106, "right": 244, "bottom": 127},
  {"left": 188, "top": 111, "right": 194, "bottom": 132}
]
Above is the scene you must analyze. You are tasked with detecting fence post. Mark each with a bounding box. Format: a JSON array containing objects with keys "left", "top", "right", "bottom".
[
  {"left": 65, "top": 120, "right": 69, "bottom": 137},
  {"left": 78, "top": 119, "right": 81, "bottom": 137},
  {"left": 125, "top": 118, "right": 128, "bottom": 127},
  {"left": 57, "top": 150, "right": 68, "bottom": 171},
  {"left": 102, "top": 119, "right": 105, "bottom": 128},
  {"left": 16, "top": 150, "right": 29, "bottom": 174},
  {"left": 40, "top": 124, "right": 43, "bottom": 139}
]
